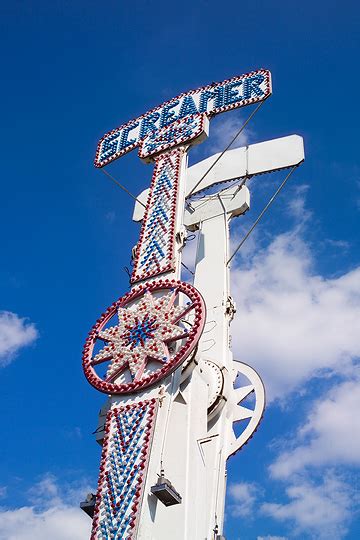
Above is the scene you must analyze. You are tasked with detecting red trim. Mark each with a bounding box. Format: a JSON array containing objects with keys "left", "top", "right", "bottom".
[
  {"left": 90, "top": 399, "right": 158, "bottom": 539},
  {"left": 82, "top": 279, "right": 206, "bottom": 395},
  {"left": 131, "top": 147, "right": 183, "bottom": 284},
  {"left": 94, "top": 69, "right": 272, "bottom": 167},
  {"left": 138, "top": 113, "right": 207, "bottom": 161}
]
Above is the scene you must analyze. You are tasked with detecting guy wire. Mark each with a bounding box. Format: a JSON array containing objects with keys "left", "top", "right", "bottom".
[
  {"left": 100, "top": 168, "right": 146, "bottom": 208},
  {"left": 101, "top": 99, "right": 266, "bottom": 211},
  {"left": 227, "top": 165, "right": 298, "bottom": 265},
  {"left": 187, "top": 100, "right": 266, "bottom": 201}
]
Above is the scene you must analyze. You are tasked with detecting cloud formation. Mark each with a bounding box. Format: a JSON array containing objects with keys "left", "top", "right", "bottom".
[
  {"left": 230, "top": 229, "right": 360, "bottom": 401},
  {"left": 0, "top": 474, "right": 92, "bottom": 540},
  {"left": 0, "top": 506, "right": 90, "bottom": 540},
  {"left": 228, "top": 481, "right": 259, "bottom": 517},
  {"left": 206, "top": 111, "right": 253, "bottom": 155},
  {"left": 190, "top": 109, "right": 254, "bottom": 165},
  {"left": 227, "top": 189, "right": 360, "bottom": 538},
  {"left": 261, "top": 473, "right": 355, "bottom": 540},
  {"left": 0, "top": 311, "right": 38, "bottom": 366},
  {"left": 257, "top": 536, "right": 288, "bottom": 540},
  {"left": 270, "top": 378, "right": 360, "bottom": 478}
]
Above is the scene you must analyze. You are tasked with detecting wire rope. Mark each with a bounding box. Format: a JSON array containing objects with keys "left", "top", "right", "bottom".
[
  {"left": 187, "top": 100, "right": 266, "bottom": 201},
  {"left": 227, "top": 166, "right": 298, "bottom": 265},
  {"left": 100, "top": 168, "right": 146, "bottom": 208},
  {"left": 159, "top": 372, "right": 177, "bottom": 475}
]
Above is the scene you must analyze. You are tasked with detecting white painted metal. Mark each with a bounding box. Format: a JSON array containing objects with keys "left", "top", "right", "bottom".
[
  {"left": 187, "top": 186, "right": 266, "bottom": 537},
  {"left": 187, "top": 146, "right": 246, "bottom": 197},
  {"left": 184, "top": 185, "right": 250, "bottom": 230},
  {"left": 173, "top": 150, "right": 189, "bottom": 280},
  {"left": 246, "top": 134, "right": 304, "bottom": 176},
  {"left": 95, "top": 136, "right": 303, "bottom": 538},
  {"left": 133, "top": 186, "right": 254, "bottom": 540},
  {"left": 133, "top": 188, "right": 153, "bottom": 222},
  {"left": 96, "top": 185, "right": 254, "bottom": 539},
  {"left": 106, "top": 368, "right": 211, "bottom": 540},
  {"left": 94, "top": 143, "right": 201, "bottom": 540},
  {"left": 187, "top": 134, "right": 304, "bottom": 196},
  {"left": 133, "top": 134, "right": 304, "bottom": 221},
  {"left": 192, "top": 207, "right": 233, "bottom": 539},
  {"left": 227, "top": 360, "right": 265, "bottom": 457}
]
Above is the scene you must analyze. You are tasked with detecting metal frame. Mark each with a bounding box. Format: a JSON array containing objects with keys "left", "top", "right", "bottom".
[{"left": 83, "top": 279, "right": 206, "bottom": 394}]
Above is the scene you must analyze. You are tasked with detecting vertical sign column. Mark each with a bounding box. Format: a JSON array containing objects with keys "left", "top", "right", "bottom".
[
  {"left": 131, "top": 147, "right": 184, "bottom": 284},
  {"left": 131, "top": 113, "right": 209, "bottom": 284},
  {"left": 88, "top": 114, "right": 209, "bottom": 540}
]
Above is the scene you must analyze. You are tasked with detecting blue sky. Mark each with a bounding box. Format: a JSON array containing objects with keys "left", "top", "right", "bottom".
[{"left": 0, "top": 1, "right": 359, "bottom": 538}]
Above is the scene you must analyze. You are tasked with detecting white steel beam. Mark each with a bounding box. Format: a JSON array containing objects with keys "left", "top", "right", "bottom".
[
  {"left": 187, "top": 134, "right": 304, "bottom": 196},
  {"left": 132, "top": 134, "right": 304, "bottom": 222},
  {"left": 184, "top": 185, "right": 250, "bottom": 231}
]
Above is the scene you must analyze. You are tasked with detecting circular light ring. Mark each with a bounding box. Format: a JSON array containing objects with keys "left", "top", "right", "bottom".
[{"left": 82, "top": 279, "right": 206, "bottom": 395}]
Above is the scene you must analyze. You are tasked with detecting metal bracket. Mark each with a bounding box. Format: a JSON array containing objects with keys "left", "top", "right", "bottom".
[
  {"left": 175, "top": 226, "right": 187, "bottom": 249},
  {"left": 225, "top": 296, "right": 236, "bottom": 320},
  {"left": 151, "top": 476, "right": 182, "bottom": 506},
  {"left": 80, "top": 493, "right": 96, "bottom": 518},
  {"left": 131, "top": 244, "right": 138, "bottom": 262}
]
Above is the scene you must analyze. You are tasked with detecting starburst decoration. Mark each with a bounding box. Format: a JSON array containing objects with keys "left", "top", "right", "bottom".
[{"left": 91, "top": 288, "right": 192, "bottom": 384}]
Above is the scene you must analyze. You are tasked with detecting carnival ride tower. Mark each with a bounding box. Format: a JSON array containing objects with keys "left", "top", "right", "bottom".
[{"left": 80, "top": 70, "right": 304, "bottom": 539}]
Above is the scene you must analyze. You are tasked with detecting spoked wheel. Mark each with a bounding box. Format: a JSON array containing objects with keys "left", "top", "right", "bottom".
[
  {"left": 227, "top": 360, "right": 265, "bottom": 457},
  {"left": 82, "top": 279, "right": 206, "bottom": 394}
]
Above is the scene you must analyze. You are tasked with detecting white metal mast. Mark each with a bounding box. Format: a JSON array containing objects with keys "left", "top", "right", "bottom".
[{"left": 80, "top": 71, "right": 304, "bottom": 539}]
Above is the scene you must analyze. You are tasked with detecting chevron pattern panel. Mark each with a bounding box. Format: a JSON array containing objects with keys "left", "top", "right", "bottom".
[
  {"left": 131, "top": 147, "right": 183, "bottom": 284},
  {"left": 91, "top": 399, "right": 158, "bottom": 539}
]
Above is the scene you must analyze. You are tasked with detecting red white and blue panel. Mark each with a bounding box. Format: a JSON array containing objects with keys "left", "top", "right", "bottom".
[
  {"left": 91, "top": 399, "right": 158, "bottom": 539},
  {"left": 94, "top": 69, "right": 272, "bottom": 167},
  {"left": 139, "top": 113, "right": 208, "bottom": 162},
  {"left": 82, "top": 279, "right": 206, "bottom": 395},
  {"left": 131, "top": 147, "right": 183, "bottom": 284}
]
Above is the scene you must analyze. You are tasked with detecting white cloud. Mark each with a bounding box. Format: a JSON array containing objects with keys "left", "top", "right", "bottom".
[
  {"left": 27, "top": 474, "right": 63, "bottom": 508},
  {"left": 0, "top": 506, "right": 91, "bottom": 540},
  {"left": 228, "top": 190, "right": 360, "bottom": 536},
  {"left": 257, "top": 536, "right": 288, "bottom": 540},
  {"left": 0, "top": 475, "right": 92, "bottom": 540},
  {"left": 189, "top": 110, "right": 254, "bottom": 166},
  {"left": 0, "top": 311, "right": 38, "bottom": 366},
  {"left": 224, "top": 190, "right": 360, "bottom": 539},
  {"left": 230, "top": 228, "right": 360, "bottom": 401},
  {"left": 284, "top": 185, "right": 311, "bottom": 223},
  {"left": 206, "top": 111, "right": 254, "bottom": 155},
  {"left": 261, "top": 473, "right": 355, "bottom": 540},
  {"left": 228, "top": 481, "right": 259, "bottom": 517},
  {"left": 270, "top": 378, "right": 360, "bottom": 479},
  {"left": 27, "top": 473, "right": 93, "bottom": 509}
]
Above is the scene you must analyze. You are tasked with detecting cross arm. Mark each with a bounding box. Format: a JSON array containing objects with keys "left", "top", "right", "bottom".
[{"left": 132, "top": 134, "right": 304, "bottom": 222}]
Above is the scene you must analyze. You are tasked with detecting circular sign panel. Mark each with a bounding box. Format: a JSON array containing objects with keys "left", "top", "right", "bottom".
[{"left": 82, "top": 279, "right": 206, "bottom": 394}]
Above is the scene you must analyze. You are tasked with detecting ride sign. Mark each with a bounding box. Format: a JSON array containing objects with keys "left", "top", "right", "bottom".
[
  {"left": 94, "top": 69, "right": 272, "bottom": 168},
  {"left": 84, "top": 70, "right": 273, "bottom": 539}
]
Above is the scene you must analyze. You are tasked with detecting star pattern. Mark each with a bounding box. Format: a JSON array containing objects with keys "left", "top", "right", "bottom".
[{"left": 91, "top": 288, "right": 192, "bottom": 384}]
